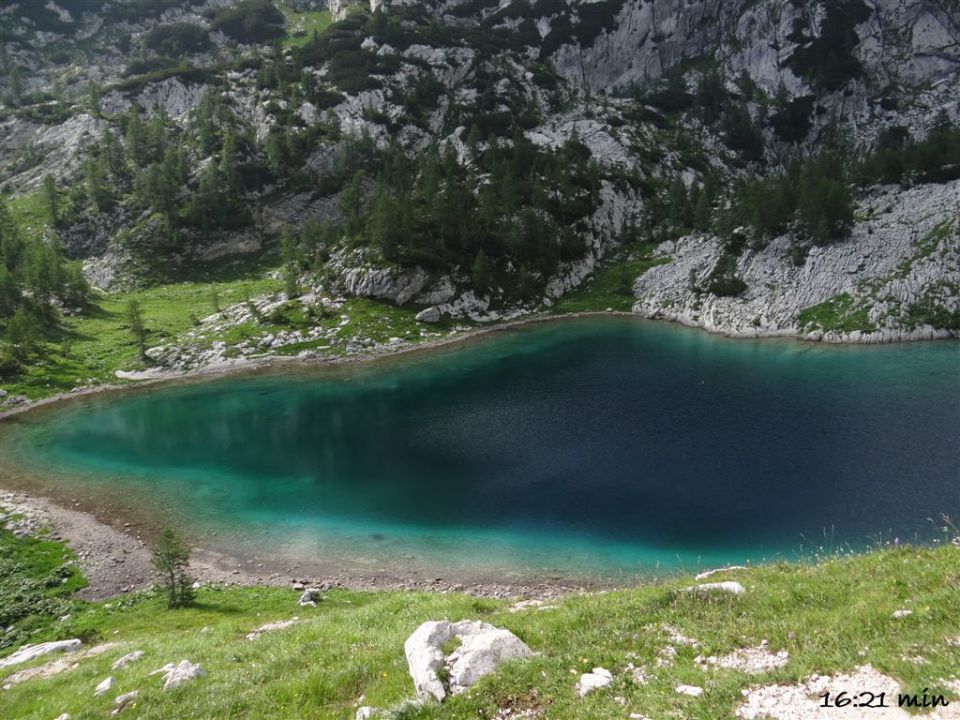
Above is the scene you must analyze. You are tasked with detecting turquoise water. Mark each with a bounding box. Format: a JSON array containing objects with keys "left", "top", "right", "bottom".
[{"left": 3, "top": 318, "right": 959, "bottom": 581}]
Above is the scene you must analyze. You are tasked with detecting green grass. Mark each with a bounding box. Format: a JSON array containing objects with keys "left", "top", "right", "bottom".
[
  {"left": 281, "top": 7, "right": 333, "bottom": 48},
  {"left": 1, "top": 541, "right": 958, "bottom": 720},
  {"left": 796, "top": 293, "right": 878, "bottom": 334},
  {"left": 2, "top": 276, "right": 281, "bottom": 400},
  {"left": 551, "top": 246, "right": 669, "bottom": 314}
]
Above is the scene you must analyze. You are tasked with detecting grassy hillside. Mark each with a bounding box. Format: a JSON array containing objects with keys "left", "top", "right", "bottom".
[{"left": 1, "top": 524, "right": 958, "bottom": 720}]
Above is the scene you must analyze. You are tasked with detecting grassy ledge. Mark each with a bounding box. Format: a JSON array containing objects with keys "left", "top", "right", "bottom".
[{"left": 1, "top": 520, "right": 958, "bottom": 720}]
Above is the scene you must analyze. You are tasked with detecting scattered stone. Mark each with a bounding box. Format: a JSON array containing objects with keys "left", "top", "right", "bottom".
[
  {"left": 415, "top": 306, "right": 441, "bottom": 323},
  {"left": 291, "top": 582, "right": 305, "bottom": 592},
  {"left": 695, "top": 566, "right": 748, "bottom": 581},
  {"left": 54, "top": 715, "right": 71, "bottom": 720},
  {"left": 736, "top": 665, "right": 942, "bottom": 719},
  {"left": 675, "top": 684, "right": 704, "bottom": 697},
  {"left": 628, "top": 715, "right": 653, "bottom": 720},
  {"left": 576, "top": 667, "right": 613, "bottom": 696},
  {"left": 2, "top": 659, "right": 78, "bottom": 689},
  {"left": 684, "top": 581, "right": 745, "bottom": 596},
  {"left": 404, "top": 620, "right": 532, "bottom": 703},
  {"left": 696, "top": 641, "right": 789, "bottom": 674},
  {"left": 246, "top": 618, "right": 298, "bottom": 641},
  {"left": 111, "top": 651, "right": 144, "bottom": 670},
  {"left": 626, "top": 663, "right": 648, "bottom": 686},
  {"left": 355, "top": 707, "right": 377, "bottom": 720},
  {"left": 507, "top": 599, "right": 558, "bottom": 613},
  {"left": 0, "top": 640, "right": 82, "bottom": 668},
  {"left": 298, "top": 588, "right": 322, "bottom": 607},
  {"left": 94, "top": 676, "right": 115, "bottom": 696},
  {"left": 151, "top": 660, "right": 207, "bottom": 690},
  {"left": 658, "top": 623, "right": 700, "bottom": 647},
  {"left": 112, "top": 690, "right": 138, "bottom": 715},
  {"left": 655, "top": 645, "right": 677, "bottom": 668},
  {"left": 892, "top": 609, "right": 913, "bottom": 619}
]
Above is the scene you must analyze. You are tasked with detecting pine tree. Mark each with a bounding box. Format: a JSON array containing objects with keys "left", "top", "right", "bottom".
[
  {"left": 5, "top": 306, "right": 35, "bottom": 360},
  {"left": 471, "top": 249, "right": 493, "bottom": 292},
  {"left": 151, "top": 527, "right": 195, "bottom": 609},
  {"left": 42, "top": 175, "right": 59, "bottom": 227},
  {"left": 125, "top": 111, "right": 147, "bottom": 167},
  {"left": 126, "top": 299, "right": 147, "bottom": 359},
  {"left": 221, "top": 129, "right": 241, "bottom": 192}
]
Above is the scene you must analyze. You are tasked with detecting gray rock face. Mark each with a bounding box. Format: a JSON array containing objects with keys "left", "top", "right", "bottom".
[
  {"left": 404, "top": 620, "right": 532, "bottom": 703},
  {"left": 633, "top": 180, "right": 960, "bottom": 343}
]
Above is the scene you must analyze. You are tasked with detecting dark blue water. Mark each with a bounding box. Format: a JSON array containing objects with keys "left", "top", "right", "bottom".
[{"left": 3, "top": 318, "right": 958, "bottom": 579}]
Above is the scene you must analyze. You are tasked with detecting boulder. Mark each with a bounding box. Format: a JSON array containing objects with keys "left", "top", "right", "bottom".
[
  {"left": 404, "top": 620, "right": 532, "bottom": 703},
  {"left": 94, "top": 676, "right": 114, "bottom": 696},
  {"left": 298, "top": 588, "right": 322, "bottom": 607},
  {"left": 0, "top": 640, "right": 82, "bottom": 668},
  {"left": 152, "top": 660, "right": 207, "bottom": 690},
  {"left": 111, "top": 651, "right": 144, "bottom": 670},
  {"left": 684, "top": 581, "right": 745, "bottom": 595},
  {"left": 415, "top": 306, "right": 441, "bottom": 323},
  {"left": 576, "top": 667, "right": 613, "bottom": 696},
  {"left": 676, "top": 684, "right": 704, "bottom": 697},
  {"left": 112, "top": 690, "right": 138, "bottom": 715},
  {"left": 355, "top": 707, "right": 377, "bottom": 720}
]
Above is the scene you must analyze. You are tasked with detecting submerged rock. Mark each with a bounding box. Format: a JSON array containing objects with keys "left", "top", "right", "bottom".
[{"left": 404, "top": 620, "right": 532, "bottom": 703}]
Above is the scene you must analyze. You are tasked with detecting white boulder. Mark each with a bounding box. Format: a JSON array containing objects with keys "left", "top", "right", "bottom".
[
  {"left": 153, "top": 660, "right": 207, "bottom": 690},
  {"left": 685, "top": 581, "right": 745, "bottom": 595},
  {"left": 404, "top": 620, "right": 532, "bottom": 703},
  {"left": 299, "top": 588, "right": 322, "bottom": 607},
  {"left": 415, "top": 306, "right": 442, "bottom": 323},
  {"left": 0, "top": 640, "right": 82, "bottom": 668},
  {"left": 576, "top": 667, "right": 613, "bottom": 696},
  {"left": 94, "top": 676, "right": 114, "bottom": 696},
  {"left": 111, "top": 651, "right": 144, "bottom": 670}
]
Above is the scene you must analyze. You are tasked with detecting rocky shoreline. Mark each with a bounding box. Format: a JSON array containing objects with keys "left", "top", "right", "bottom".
[
  {"left": 633, "top": 181, "right": 960, "bottom": 344},
  {"left": 0, "top": 488, "right": 598, "bottom": 602}
]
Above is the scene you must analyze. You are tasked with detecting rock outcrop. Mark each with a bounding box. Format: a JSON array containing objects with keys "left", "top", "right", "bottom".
[
  {"left": 634, "top": 180, "right": 960, "bottom": 342},
  {"left": 404, "top": 620, "right": 532, "bottom": 703}
]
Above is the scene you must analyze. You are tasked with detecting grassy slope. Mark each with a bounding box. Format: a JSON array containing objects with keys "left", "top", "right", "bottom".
[
  {"left": 551, "top": 245, "right": 668, "bottom": 314},
  {"left": 1, "top": 544, "right": 958, "bottom": 720}
]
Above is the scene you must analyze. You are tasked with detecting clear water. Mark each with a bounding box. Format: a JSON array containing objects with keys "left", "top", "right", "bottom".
[{"left": 3, "top": 318, "right": 958, "bottom": 581}]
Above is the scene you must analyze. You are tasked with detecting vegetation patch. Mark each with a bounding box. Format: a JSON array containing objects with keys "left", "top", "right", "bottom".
[{"left": 797, "top": 293, "right": 877, "bottom": 334}]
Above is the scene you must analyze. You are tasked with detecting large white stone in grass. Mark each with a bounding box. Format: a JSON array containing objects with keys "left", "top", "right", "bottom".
[
  {"left": 152, "top": 660, "right": 207, "bottom": 690},
  {"left": 576, "top": 667, "right": 613, "bottom": 696},
  {"left": 684, "top": 581, "right": 745, "bottom": 595},
  {"left": 404, "top": 620, "right": 532, "bottom": 703},
  {"left": 94, "top": 676, "right": 114, "bottom": 696},
  {"left": 0, "top": 640, "right": 82, "bottom": 668}
]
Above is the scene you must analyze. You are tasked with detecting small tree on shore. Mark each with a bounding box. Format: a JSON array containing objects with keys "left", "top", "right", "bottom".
[
  {"left": 126, "top": 299, "right": 147, "bottom": 359},
  {"left": 151, "top": 527, "right": 195, "bottom": 608}
]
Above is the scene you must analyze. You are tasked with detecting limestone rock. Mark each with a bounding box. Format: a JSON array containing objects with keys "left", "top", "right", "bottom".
[
  {"left": 415, "top": 306, "right": 441, "bottom": 323},
  {"left": 111, "top": 651, "right": 144, "bottom": 670},
  {"left": 246, "top": 619, "right": 298, "bottom": 640},
  {"left": 576, "top": 667, "right": 613, "bottom": 696},
  {"left": 0, "top": 640, "right": 82, "bottom": 668},
  {"left": 94, "top": 676, "right": 114, "bottom": 696},
  {"left": 685, "top": 581, "right": 745, "bottom": 595},
  {"left": 298, "top": 588, "right": 322, "bottom": 607},
  {"left": 404, "top": 620, "right": 532, "bottom": 703},
  {"left": 675, "top": 684, "right": 704, "bottom": 697},
  {"left": 152, "top": 660, "right": 207, "bottom": 690}
]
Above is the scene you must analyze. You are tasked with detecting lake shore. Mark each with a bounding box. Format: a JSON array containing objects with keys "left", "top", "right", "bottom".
[
  {"left": 0, "top": 489, "right": 599, "bottom": 601},
  {"left": 4, "top": 307, "right": 956, "bottom": 422}
]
